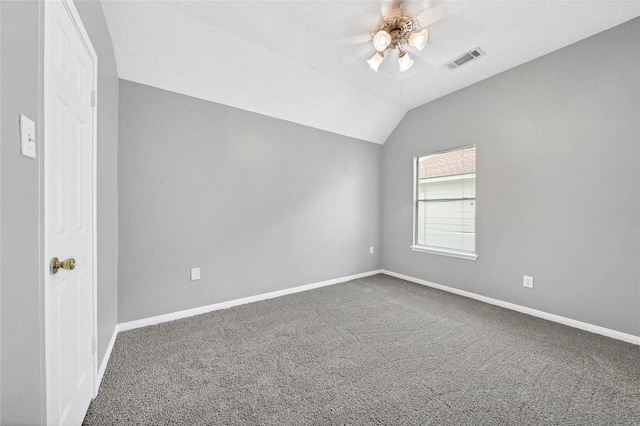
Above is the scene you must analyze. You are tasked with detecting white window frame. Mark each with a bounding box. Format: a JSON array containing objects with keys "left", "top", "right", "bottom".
[{"left": 411, "top": 145, "right": 478, "bottom": 261}]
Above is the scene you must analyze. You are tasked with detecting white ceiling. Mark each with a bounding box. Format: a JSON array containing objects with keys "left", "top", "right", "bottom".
[{"left": 100, "top": 1, "right": 640, "bottom": 144}]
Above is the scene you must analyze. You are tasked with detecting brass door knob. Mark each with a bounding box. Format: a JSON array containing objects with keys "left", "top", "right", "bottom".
[{"left": 50, "top": 257, "right": 76, "bottom": 274}]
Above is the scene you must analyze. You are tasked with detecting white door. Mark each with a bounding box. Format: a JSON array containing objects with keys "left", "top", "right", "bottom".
[{"left": 44, "top": 0, "right": 97, "bottom": 424}]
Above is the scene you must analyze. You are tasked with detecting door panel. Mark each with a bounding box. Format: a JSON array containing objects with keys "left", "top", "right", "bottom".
[{"left": 44, "top": 1, "right": 97, "bottom": 424}]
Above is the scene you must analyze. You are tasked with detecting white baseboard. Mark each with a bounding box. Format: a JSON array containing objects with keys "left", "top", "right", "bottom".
[
  {"left": 118, "top": 270, "right": 383, "bottom": 332},
  {"left": 92, "top": 268, "right": 637, "bottom": 398},
  {"left": 381, "top": 269, "right": 640, "bottom": 345},
  {"left": 95, "top": 324, "right": 119, "bottom": 396}
]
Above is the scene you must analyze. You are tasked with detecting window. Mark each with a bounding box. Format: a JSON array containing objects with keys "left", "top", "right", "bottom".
[{"left": 412, "top": 145, "right": 477, "bottom": 260}]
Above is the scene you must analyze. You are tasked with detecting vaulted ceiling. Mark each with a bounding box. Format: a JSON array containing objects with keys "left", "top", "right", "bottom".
[{"left": 101, "top": 1, "right": 640, "bottom": 144}]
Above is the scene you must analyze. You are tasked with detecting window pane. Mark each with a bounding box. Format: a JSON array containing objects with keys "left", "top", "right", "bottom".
[
  {"left": 415, "top": 145, "right": 476, "bottom": 253},
  {"left": 416, "top": 199, "right": 476, "bottom": 252},
  {"left": 418, "top": 145, "right": 476, "bottom": 180},
  {"left": 418, "top": 176, "right": 475, "bottom": 201}
]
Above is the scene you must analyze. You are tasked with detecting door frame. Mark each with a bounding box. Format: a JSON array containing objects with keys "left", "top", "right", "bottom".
[{"left": 42, "top": 0, "right": 99, "bottom": 419}]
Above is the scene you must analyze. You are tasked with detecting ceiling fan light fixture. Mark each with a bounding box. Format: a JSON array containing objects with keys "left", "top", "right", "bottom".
[
  {"left": 408, "top": 29, "right": 428, "bottom": 50},
  {"left": 373, "top": 30, "right": 392, "bottom": 52},
  {"left": 367, "top": 52, "right": 385, "bottom": 72},
  {"left": 366, "top": 5, "right": 428, "bottom": 72},
  {"left": 398, "top": 51, "right": 414, "bottom": 72}
]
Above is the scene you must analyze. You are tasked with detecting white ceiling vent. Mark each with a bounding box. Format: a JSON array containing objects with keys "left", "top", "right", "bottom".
[{"left": 448, "top": 48, "right": 485, "bottom": 70}]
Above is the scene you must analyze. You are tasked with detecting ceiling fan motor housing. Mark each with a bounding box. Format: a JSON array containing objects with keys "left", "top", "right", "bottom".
[{"left": 374, "top": 15, "right": 416, "bottom": 50}]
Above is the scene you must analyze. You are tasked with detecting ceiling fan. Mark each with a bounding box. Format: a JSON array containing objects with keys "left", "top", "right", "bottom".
[{"left": 366, "top": 0, "right": 430, "bottom": 72}]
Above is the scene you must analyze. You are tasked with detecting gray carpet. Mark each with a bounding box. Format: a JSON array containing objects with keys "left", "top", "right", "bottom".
[{"left": 84, "top": 274, "right": 640, "bottom": 425}]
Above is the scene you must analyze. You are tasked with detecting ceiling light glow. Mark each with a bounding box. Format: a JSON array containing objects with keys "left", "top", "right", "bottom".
[
  {"left": 367, "top": 52, "right": 384, "bottom": 72},
  {"left": 373, "top": 30, "right": 392, "bottom": 52},
  {"left": 398, "top": 51, "right": 414, "bottom": 72},
  {"left": 408, "top": 29, "right": 429, "bottom": 51}
]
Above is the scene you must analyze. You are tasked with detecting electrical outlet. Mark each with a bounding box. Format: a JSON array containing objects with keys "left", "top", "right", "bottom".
[
  {"left": 369, "top": 246, "right": 374, "bottom": 254},
  {"left": 523, "top": 275, "right": 533, "bottom": 288},
  {"left": 190, "top": 267, "right": 200, "bottom": 281}
]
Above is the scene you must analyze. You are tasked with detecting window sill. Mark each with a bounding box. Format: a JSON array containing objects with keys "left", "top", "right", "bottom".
[{"left": 410, "top": 245, "right": 478, "bottom": 261}]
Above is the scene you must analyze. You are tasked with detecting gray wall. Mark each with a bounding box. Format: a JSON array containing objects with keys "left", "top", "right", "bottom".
[
  {"left": 118, "top": 80, "right": 381, "bottom": 322},
  {"left": 0, "top": 3, "right": 3, "bottom": 419},
  {"left": 1, "top": 2, "right": 44, "bottom": 423},
  {"left": 381, "top": 18, "right": 640, "bottom": 336},
  {"left": 0, "top": 1, "right": 119, "bottom": 423}
]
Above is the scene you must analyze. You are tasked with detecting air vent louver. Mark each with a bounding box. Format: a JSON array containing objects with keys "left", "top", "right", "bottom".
[{"left": 448, "top": 47, "right": 485, "bottom": 70}]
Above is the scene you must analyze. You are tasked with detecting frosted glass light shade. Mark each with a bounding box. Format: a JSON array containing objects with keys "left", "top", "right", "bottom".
[
  {"left": 367, "top": 52, "right": 384, "bottom": 72},
  {"left": 398, "top": 51, "right": 414, "bottom": 72},
  {"left": 408, "top": 29, "right": 429, "bottom": 50},
  {"left": 373, "top": 30, "right": 392, "bottom": 52}
]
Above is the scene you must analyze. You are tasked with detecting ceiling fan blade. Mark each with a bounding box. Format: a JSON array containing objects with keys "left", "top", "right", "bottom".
[
  {"left": 381, "top": 0, "right": 402, "bottom": 18},
  {"left": 416, "top": 3, "right": 463, "bottom": 28},
  {"left": 336, "top": 32, "right": 372, "bottom": 47}
]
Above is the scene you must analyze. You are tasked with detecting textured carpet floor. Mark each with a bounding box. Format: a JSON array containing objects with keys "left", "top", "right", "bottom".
[{"left": 84, "top": 274, "right": 640, "bottom": 425}]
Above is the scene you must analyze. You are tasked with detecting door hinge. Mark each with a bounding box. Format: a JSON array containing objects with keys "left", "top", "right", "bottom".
[
  {"left": 91, "top": 336, "right": 97, "bottom": 354},
  {"left": 91, "top": 89, "right": 97, "bottom": 107}
]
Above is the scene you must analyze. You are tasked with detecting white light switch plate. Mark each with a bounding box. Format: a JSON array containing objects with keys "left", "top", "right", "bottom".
[
  {"left": 190, "top": 268, "right": 200, "bottom": 281},
  {"left": 523, "top": 275, "right": 533, "bottom": 288},
  {"left": 19, "top": 114, "right": 36, "bottom": 159}
]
